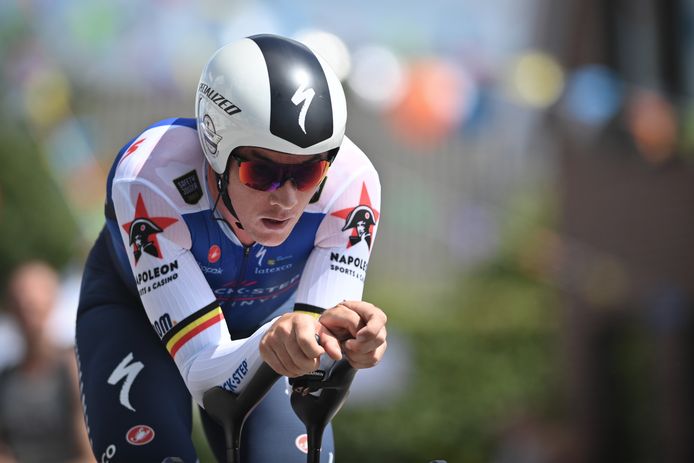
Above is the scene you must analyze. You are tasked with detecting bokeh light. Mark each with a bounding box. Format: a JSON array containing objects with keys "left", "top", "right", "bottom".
[
  {"left": 295, "top": 29, "right": 352, "bottom": 81},
  {"left": 506, "top": 50, "right": 565, "bottom": 109},
  {"left": 22, "top": 67, "right": 71, "bottom": 129},
  {"left": 387, "top": 59, "right": 470, "bottom": 146},
  {"left": 347, "top": 44, "right": 405, "bottom": 111},
  {"left": 625, "top": 89, "right": 678, "bottom": 165},
  {"left": 562, "top": 65, "right": 623, "bottom": 126}
]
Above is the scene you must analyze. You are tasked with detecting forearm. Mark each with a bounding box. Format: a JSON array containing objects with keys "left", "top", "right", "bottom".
[{"left": 175, "top": 318, "right": 277, "bottom": 407}]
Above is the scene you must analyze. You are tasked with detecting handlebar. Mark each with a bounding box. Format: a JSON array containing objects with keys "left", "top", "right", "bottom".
[
  {"left": 203, "top": 360, "right": 448, "bottom": 463},
  {"left": 289, "top": 359, "right": 357, "bottom": 463},
  {"left": 202, "top": 362, "right": 281, "bottom": 463},
  {"left": 203, "top": 359, "right": 355, "bottom": 463}
]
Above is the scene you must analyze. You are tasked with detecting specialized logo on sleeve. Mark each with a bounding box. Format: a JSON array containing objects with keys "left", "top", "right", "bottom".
[
  {"left": 331, "top": 182, "right": 380, "bottom": 249},
  {"left": 173, "top": 170, "right": 202, "bottom": 205},
  {"left": 107, "top": 353, "right": 144, "bottom": 412},
  {"left": 125, "top": 425, "right": 155, "bottom": 446},
  {"left": 121, "top": 193, "right": 178, "bottom": 264}
]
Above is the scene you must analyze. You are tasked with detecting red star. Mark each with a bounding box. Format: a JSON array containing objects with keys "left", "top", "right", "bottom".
[
  {"left": 331, "top": 182, "right": 380, "bottom": 248},
  {"left": 122, "top": 193, "right": 178, "bottom": 264}
]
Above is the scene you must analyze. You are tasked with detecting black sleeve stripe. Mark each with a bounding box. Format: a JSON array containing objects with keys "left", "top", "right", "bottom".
[
  {"left": 161, "top": 301, "right": 220, "bottom": 346},
  {"left": 293, "top": 303, "right": 325, "bottom": 314}
]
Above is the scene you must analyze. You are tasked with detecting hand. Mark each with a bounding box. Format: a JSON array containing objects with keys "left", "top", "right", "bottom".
[
  {"left": 320, "top": 301, "right": 387, "bottom": 369},
  {"left": 260, "top": 312, "right": 342, "bottom": 377}
]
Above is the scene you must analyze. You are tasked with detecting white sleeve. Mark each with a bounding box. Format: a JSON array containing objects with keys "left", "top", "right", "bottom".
[
  {"left": 294, "top": 165, "right": 381, "bottom": 311},
  {"left": 112, "top": 178, "right": 273, "bottom": 406}
]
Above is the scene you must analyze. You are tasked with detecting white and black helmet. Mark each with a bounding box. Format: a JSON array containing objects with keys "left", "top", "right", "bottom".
[{"left": 195, "top": 34, "right": 348, "bottom": 174}]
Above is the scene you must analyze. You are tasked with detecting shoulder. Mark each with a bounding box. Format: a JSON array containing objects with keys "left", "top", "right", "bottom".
[
  {"left": 305, "top": 135, "right": 381, "bottom": 215},
  {"left": 111, "top": 118, "right": 210, "bottom": 214}
]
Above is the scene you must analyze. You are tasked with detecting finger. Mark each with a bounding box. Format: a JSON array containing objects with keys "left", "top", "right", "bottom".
[
  {"left": 293, "top": 318, "right": 324, "bottom": 359},
  {"left": 339, "top": 301, "right": 387, "bottom": 324},
  {"left": 345, "top": 339, "right": 387, "bottom": 369},
  {"left": 286, "top": 330, "right": 320, "bottom": 373},
  {"left": 317, "top": 328, "right": 343, "bottom": 361},
  {"left": 354, "top": 319, "right": 387, "bottom": 343},
  {"left": 262, "top": 344, "right": 292, "bottom": 376},
  {"left": 319, "top": 306, "right": 363, "bottom": 339},
  {"left": 339, "top": 301, "right": 387, "bottom": 341},
  {"left": 274, "top": 341, "right": 307, "bottom": 377},
  {"left": 345, "top": 326, "right": 387, "bottom": 354}
]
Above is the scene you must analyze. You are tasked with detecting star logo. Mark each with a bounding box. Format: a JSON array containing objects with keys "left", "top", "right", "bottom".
[
  {"left": 122, "top": 194, "right": 178, "bottom": 264},
  {"left": 331, "top": 182, "right": 380, "bottom": 249}
]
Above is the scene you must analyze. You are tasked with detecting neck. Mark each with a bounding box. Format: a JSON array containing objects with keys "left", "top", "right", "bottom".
[
  {"left": 21, "top": 337, "right": 54, "bottom": 372},
  {"left": 206, "top": 165, "right": 255, "bottom": 246}
]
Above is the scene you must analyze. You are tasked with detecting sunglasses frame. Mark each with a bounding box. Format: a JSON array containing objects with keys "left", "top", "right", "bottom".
[{"left": 230, "top": 151, "right": 337, "bottom": 192}]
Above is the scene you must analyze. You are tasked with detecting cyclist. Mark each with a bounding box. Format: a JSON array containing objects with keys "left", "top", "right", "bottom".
[{"left": 75, "top": 34, "right": 387, "bottom": 462}]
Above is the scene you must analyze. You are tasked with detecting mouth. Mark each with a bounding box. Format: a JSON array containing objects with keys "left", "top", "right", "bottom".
[{"left": 261, "top": 217, "right": 292, "bottom": 230}]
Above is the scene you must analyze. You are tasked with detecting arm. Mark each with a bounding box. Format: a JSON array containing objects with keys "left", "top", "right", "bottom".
[
  {"left": 111, "top": 179, "right": 273, "bottom": 406},
  {"left": 262, "top": 150, "right": 386, "bottom": 373}
]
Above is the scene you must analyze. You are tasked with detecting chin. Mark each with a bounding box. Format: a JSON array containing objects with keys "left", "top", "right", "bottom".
[{"left": 252, "top": 228, "right": 293, "bottom": 247}]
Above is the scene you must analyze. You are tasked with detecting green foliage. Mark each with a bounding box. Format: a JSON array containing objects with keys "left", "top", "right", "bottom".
[
  {"left": 0, "top": 122, "right": 80, "bottom": 292},
  {"left": 330, "top": 189, "right": 562, "bottom": 463},
  {"left": 331, "top": 269, "right": 560, "bottom": 463}
]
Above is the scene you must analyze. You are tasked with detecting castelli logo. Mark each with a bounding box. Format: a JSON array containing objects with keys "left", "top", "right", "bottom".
[
  {"left": 126, "top": 425, "right": 155, "bottom": 446},
  {"left": 208, "top": 245, "right": 221, "bottom": 263},
  {"left": 295, "top": 434, "right": 308, "bottom": 454}
]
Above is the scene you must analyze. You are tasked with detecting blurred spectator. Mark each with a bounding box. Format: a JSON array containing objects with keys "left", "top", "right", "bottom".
[{"left": 0, "top": 261, "right": 94, "bottom": 463}]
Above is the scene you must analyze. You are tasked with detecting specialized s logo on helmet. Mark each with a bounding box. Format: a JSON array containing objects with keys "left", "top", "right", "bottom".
[
  {"left": 121, "top": 194, "right": 178, "bottom": 264},
  {"left": 291, "top": 79, "right": 315, "bottom": 134},
  {"left": 331, "top": 182, "right": 380, "bottom": 249}
]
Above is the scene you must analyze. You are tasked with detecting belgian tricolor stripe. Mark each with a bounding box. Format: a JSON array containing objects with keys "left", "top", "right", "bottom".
[{"left": 162, "top": 303, "right": 224, "bottom": 358}]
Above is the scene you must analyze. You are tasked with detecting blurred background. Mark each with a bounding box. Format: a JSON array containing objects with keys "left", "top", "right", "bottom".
[{"left": 2, "top": 0, "right": 694, "bottom": 462}]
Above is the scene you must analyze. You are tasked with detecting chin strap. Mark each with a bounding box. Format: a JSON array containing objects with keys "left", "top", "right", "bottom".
[{"left": 215, "top": 170, "right": 244, "bottom": 230}]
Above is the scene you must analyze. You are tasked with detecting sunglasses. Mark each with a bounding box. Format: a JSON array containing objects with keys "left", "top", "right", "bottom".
[{"left": 232, "top": 154, "right": 331, "bottom": 192}]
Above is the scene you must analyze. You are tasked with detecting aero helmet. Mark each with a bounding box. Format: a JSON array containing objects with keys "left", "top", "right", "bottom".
[{"left": 195, "top": 34, "right": 348, "bottom": 174}]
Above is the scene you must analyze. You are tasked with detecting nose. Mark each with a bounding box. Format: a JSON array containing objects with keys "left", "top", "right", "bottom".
[{"left": 269, "top": 179, "right": 299, "bottom": 210}]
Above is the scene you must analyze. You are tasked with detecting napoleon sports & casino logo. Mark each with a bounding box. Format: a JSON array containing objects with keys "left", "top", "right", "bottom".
[{"left": 330, "top": 182, "right": 379, "bottom": 249}]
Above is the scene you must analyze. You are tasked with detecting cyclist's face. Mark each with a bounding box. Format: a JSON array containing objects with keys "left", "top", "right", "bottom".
[{"left": 224, "top": 147, "right": 327, "bottom": 246}]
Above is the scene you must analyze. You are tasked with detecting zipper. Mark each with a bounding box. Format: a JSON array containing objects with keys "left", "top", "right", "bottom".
[
  {"left": 231, "top": 244, "right": 253, "bottom": 304},
  {"left": 238, "top": 244, "right": 252, "bottom": 283}
]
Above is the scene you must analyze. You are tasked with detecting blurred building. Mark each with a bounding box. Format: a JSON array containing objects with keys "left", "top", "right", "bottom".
[{"left": 542, "top": 1, "right": 694, "bottom": 462}]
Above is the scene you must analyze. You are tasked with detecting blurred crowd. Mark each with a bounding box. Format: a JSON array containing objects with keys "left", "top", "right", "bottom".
[{"left": 0, "top": 262, "right": 93, "bottom": 463}]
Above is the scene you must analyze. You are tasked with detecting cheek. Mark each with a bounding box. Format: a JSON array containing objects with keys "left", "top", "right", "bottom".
[
  {"left": 295, "top": 189, "right": 315, "bottom": 210},
  {"left": 228, "top": 183, "right": 258, "bottom": 215}
]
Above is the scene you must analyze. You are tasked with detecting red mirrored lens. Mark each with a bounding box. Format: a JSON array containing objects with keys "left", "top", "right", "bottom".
[{"left": 238, "top": 159, "right": 329, "bottom": 192}]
